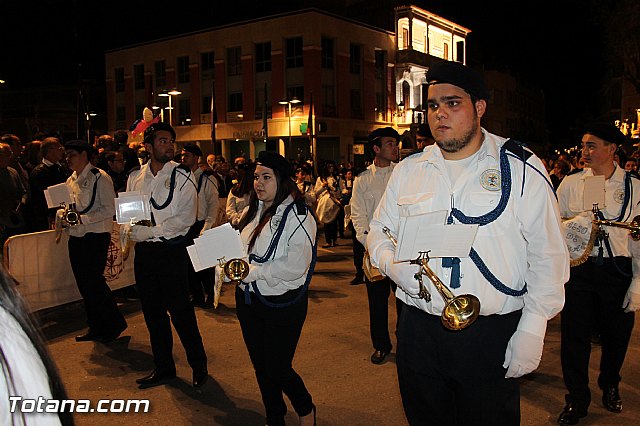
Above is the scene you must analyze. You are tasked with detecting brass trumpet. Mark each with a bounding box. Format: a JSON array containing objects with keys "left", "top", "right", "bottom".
[
  {"left": 217, "top": 257, "right": 250, "bottom": 282},
  {"left": 593, "top": 215, "right": 640, "bottom": 240},
  {"left": 382, "top": 227, "right": 481, "bottom": 331},
  {"left": 61, "top": 202, "right": 82, "bottom": 226}
]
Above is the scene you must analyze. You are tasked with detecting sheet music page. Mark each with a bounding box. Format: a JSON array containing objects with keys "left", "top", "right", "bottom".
[
  {"left": 115, "top": 193, "right": 151, "bottom": 224},
  {"left": 395, "top": 212, "right": 478, "bottom": 262},
  {"left": 583, "top": 175, "right": 605, "bottom": 211},
  {"left": 186, "top": 245, "right": 204, "bottom": 272},
  {"left": 191, "top": 223, "right": 246, "bottom": 270},
  {"left": 44, "top": 183, "right": 73, "bottom": 208}
]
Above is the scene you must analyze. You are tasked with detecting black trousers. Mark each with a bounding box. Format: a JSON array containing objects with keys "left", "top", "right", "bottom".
[
  {"left": 397, "top": 304, "right": 521, "bottom": 426},
  {"left": 349, "top": 222, "right": 364, "bottom": 278},
  {"left": 134, "top": 240, "right": 207, "bottom": 373},
  {"left": 68, "top": 233, "right": 127, "bottom": 337},
  {"left": 235, "top": 286, "right": 313, "bottom": 426},
  {"left": 561, "top": 257, "right": 635, "bottom": 410},
  {"left": 365, "top": 276, "right": 401, "bottom": 352},
  {"left": 186, "top": 220, "right": 215, "bottom": 303}
]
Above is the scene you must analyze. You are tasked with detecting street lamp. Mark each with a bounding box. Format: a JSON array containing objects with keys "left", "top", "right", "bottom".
[
  {"left": 279, "top": 97, "right": 301, "bottom": 150},
  {"left": 158, "top": 88, "right": 182, "bottom": 126},
  {"left": 85, "top": 111, "right": 96, "bottom": 144}
]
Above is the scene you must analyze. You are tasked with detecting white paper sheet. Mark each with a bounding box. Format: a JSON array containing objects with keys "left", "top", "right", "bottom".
[
  {"left": 115, "top": 192, "right": 151, "bottom": 224},
  {"left": 44, "top": 183, "right": 72, "bottom": 208},
  {"left": 583, "top": 175, "right": 605, "bottom": 211},
  {"left": 395, "top": 212, "right": 478, "bottom": 262},
  {"left": 188, "top": 223, "right": 246, "bottom": 272}
]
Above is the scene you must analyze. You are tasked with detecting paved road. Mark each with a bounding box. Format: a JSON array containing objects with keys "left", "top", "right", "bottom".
[{"left": 38, "top": 237, "right": 640, "bottom": 425}]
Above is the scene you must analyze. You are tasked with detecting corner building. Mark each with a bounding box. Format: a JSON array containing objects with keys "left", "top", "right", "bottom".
[{"left": 105, "top": 5, "right": 469, "bottom": 165}]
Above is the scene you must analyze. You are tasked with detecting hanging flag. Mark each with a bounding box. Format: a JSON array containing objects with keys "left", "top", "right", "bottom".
[
  {"left": 211, "top": 80, "right": 218, "bottom": 142},
  {"left": 262, "top": 82, "right": 269, "bottom": 143},
  {"left": 307, "top": 92, "right": 314, "bottom": 137}
]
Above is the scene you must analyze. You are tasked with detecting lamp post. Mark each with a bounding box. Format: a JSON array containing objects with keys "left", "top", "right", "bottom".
[
  {"left": 158, "top": 88, "right": 182, "bottom": 126},
  {"left": 279, "top": 97, "right": 301, "bottom": 154},
  {"left": 85, "top": 111, "right": 96, "bottom": 144}
]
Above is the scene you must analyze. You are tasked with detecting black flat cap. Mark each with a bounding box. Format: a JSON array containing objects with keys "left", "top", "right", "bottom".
[
  {"left": 368, "top": 127, "right": 400, "bottom": 143},
  {"left": 426, "top": 61, "right": 490, "bottom": 100},
  {"left": 257, "top": 151, "right": 293, "bottom": 178},
  {"left": 144, "top": 122, "right": 176, "bottom": 142},
  {"left": 64, "top": 139, "right": 94, "bottom": 155},
  {"left": 584, "top": 122, "right": 627, "bottom": 145},
  {"left": 182, "top": 143, "right": 202, "bottom": 157}
]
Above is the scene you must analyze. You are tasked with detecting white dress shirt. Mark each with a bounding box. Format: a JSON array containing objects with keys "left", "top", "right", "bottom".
[
  {"left": 238, "top": 196, "right": 316, "bottom": 296},
  {"left": 126, "top": 161, "right": 196, "bottom": 241},
  {"left": 193, "top": 168, "right": 219, "bottom": 233},
  {"left": 350, "top": 162, "right": 395, "bottom": 247},
  {"left": 558, "top": 165, "right": 640, "bottom": 291},
  {"left": 367, "top": 130, "right": 569, "bottom": 338},
  {"left": 66, "top": 163, "right": 115, "bottom": 237}
]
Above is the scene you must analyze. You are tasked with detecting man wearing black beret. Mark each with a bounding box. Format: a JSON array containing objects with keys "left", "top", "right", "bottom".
[
  {"left": 366, "top": 61, "right": 568, "bottom": 424},
  {"left": 556, "top": 123, "right": 640, "bottom": 424},
  {"left": 61, "top": 139, "right": 127, "bottom": 343}
]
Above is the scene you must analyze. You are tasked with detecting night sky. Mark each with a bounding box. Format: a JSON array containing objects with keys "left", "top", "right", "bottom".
[{"left": 0, "top": 0, "right": 617, "bottom": 145}]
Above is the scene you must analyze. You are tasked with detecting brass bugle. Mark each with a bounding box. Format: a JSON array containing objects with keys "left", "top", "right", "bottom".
[
  {"left": 62, "top": 202, "right": 82, "bottom": 226},
  {"left": 218, "top": 257, "right": 250, "bottom": 282},
  {"left": 593, "top": 215, "right": 640, "bottom": 240},
  {"left": 382, "top": 226, "right": 481, "bottom": 331}
]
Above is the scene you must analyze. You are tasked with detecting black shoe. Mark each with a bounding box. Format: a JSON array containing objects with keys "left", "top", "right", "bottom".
[
  {"left": 602, "top": 386, "right": 622, "bottom": 413},
  {"left": 350, "top": 276, "right": 364, "bottom": 285},
  {"left": 75, "top": 331, "right": 100, "bottom": 342},
  {"left": 136, "top": 370, "right": 176, "bottom": 388},
  {"left": 193, "top": 368, "right": 208, "bottom": 388},
  {"left": 557, "top": 402, "right": 587, "bottom": 425},
  {"left": 98, "top": 324, "right": 127, "bottom": 343},
  {"left": 370, "top": 350, "right": 389, "bottom": 365}
]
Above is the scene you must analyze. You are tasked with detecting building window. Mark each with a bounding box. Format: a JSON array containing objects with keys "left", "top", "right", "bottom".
[
  {"left": 443, "top": 43, "right": 449, "bottom": 60},
  {"left": 155, "top": 60, "right": 166, "bottom": 87},
  {"left": 375, "top": 92, "right": 385, "bottom": 120},
  {"left": 374, "top": 50, "right": 386, "bottom": 80},
  {"left": 201, "top": 51, "right": 215, "bottom": 79},
  {"left": 349, "top": 44, "right": 361, "bottom": 74},
  {"left": 227, "top": 47, "right": 241, "bottom": 76},
  {"left": 456, "top": 41, "right": 464, "bottom": 63},
  {"left": 135, "top": 103, "right": 145, "bottom": 119},
  {"left": 114, "top": 68, "right": 125, "bottom": 93},
  {"left": 285, "top": 37, "right": 303, "bottom": 69},
  {"left": 202, "top": 95, "right": 212, "bottom": 114},
  {"left": 116, "top": 106, "right": 126, "bottom": 122},
  {"left": 134, "top": 64, "right": 144, "bottom": 90},
  {"left": 228, "top": 92, "right": 243, "bottom": 112},
  {"left": 322, "top": 84, "right": 336, "bottom": 117},
  {"left": 402, "top": 28, "right": 409, "bottom": 49},
  {"left": 178, "top": 97, "right": 190, "bottom": 126},
  {"left": 177, "top": 56, "right": 190, "bottom": 83},
  {"left": 255, "top": 42, "right": 271, "bottom": 73},
  {"left": 350, "top": 89, "right": 362, "bottom": 118},
  {"left": 321, "top": 37, "right": 334, "bottom": 69}
]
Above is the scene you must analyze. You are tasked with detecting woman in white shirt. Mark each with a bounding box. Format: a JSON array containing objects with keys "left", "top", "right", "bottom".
[
  {"left": 234, "top": 151, "right": 317, "bottom": 426},
  {"left": 226, "top": 163, "right": 255, "bottom": 228}
]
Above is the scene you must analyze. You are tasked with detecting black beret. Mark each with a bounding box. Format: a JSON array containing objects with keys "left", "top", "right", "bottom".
[
  {"left": 368, "top": 127, "right": 400, "bottom": 143},
  {"left": 257, "top": 151, "right": 293, "bottom": 178},
  {"left": 584, "top": 122, "right": 627, "bottom": 145},
  {"left": 144, "top": 122, "right": 176, "bottom": 143},
  {"left": 182, "top": 143, "right": 202, "bottom": 157},
  {"left": 426, "top": 61, "right": 490, "bottom": 100},
  {"left": 64, "top": 139, "right": 94, "bottom": 155}
]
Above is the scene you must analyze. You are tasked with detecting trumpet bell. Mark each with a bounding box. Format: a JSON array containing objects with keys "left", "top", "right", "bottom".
[
  {"left": 441, "top": 294, "right": 481, "bottom": 331},
  {"left": 224, "top": 258, "right": 250, "bottom": 282}
]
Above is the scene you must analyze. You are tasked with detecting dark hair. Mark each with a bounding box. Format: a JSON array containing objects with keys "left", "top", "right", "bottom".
[
  {"left": 41, "top": 137, "right": 62, "bottom": 157},
  {"left": 113, "top": 129, "right": 129, "bottom": 146},
  {"left": 0, "top": 265, "right": 74, "bottom": 425},
  {"left": 231, "top": 162, "right": 256, "bottom": 197},
  {"left": 237, "top": 164, "right": 304, "bottom": 252}
]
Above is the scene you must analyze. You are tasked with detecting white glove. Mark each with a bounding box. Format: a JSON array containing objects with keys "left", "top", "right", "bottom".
[
  {"left": 243, "top": 264, "right": 261, "bottom": 283},
  {"left": 623, "top": 288, "right": 640, "bottom": 313},
  {"left": 129, "top": 225, "right": 155, "bottom": 242},
  {"left": 377, "top": 250, "right": 422, "bottom": 297},
  {"left": 503, "top": 330, "right": 544, "bottom": 378},
  {"left": 55, "top": 209, "right": 67, "bottom": 228}
]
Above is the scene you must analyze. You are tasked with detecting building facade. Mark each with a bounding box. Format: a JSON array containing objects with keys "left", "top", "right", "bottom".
[{"left": 104, "top": 5, "right": 471, "bottom": 166}]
